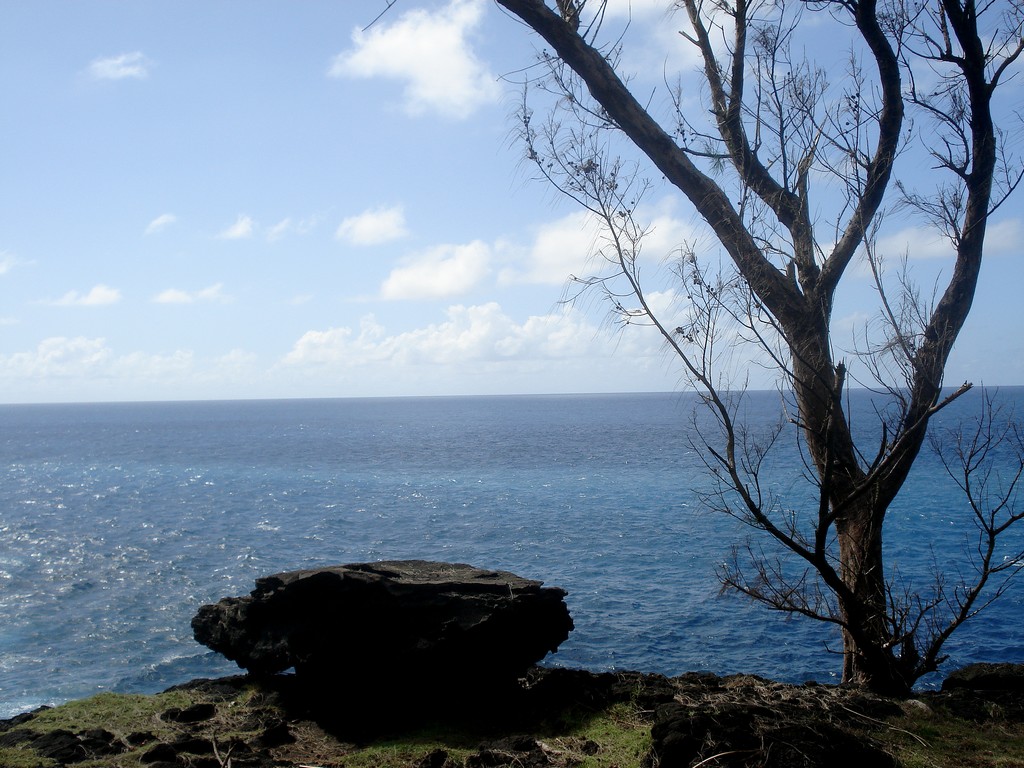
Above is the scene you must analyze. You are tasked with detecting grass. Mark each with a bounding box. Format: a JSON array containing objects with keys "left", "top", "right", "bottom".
[
  {"left": 878, "top": 704, "right": 1024, "bottom": 768},
  {"left": 288, "top": 700, "right": 652, "bottom": 768},
  {"left": 0, "top": 683, "right": 653, "bottom": 768},
  {"left": 0, "top": 689, "right": 203, "bottom": 768},
  {"left": 25, "top": 690, "right": 194, "bottom": 737}
]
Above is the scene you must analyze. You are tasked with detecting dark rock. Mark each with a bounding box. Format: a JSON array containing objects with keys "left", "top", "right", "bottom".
[
  {"left": 926, "top": 686, "right": 1024, "bottom": 723},
  {"left": 160, "top": 702, "right": 216, "bottom": 723},
  {"left": 170, "top": 736, "right": 215, "bottom": 754},
  {"left": 648, "top": 703, "right": 750, "bottom": 767},
  {"left": 0, "top": 708, "right": 47, "bottom": 733},
  {"left": 465, "top": 736, "right": 553, "bottom": 768},
  {"left": 140, "top": 742, "right": 178, "bottom": 763},
  {"left": 417, "top": 748, "right": 454, "bottom": 768},
  {"left": 483, "top": 735, "right": 542, "bottom": 752},
  {"left": 77, "top": 728, "right": 124, "bottom": 756},
  {"left": 191, "top": 560, "right": 573, "bottom": 698},
  {"left": 32, "top": 729, "right": 88, "bottom": 763},
  {"left": 943, "top": 662, "right": 1024, "bottom": 692},
  {"left": 164, "top": 675, "right": 250, "bottom": 699},
  {"left": 0, "top": 728, "right": 114, "bottom": 765},
  {"left": 0, "top": 729, "right": 37, "bottom": 747},
  {"left": 255, "top": 719, "right": 295, "bottom": 747},
  {"left": 126, "top": 731, "right": 156, "bottom": 746}
]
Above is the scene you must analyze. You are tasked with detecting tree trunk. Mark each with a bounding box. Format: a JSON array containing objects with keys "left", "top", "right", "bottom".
[
  {"left": 788, "top": 339, "right": 912, "bottom": 694},
  {"left": 835, "top": 506, "right": 901, "bottom": 693}
]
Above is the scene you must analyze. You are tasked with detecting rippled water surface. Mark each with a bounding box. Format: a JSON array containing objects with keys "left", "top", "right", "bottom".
[{"left": 1, "top": 391, "right": 1022, "bottom": 717}]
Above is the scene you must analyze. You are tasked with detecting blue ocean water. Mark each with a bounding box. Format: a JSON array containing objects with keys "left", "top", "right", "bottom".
[{"left": 1, "top": 390, "right": 1022, "bottom": 718}]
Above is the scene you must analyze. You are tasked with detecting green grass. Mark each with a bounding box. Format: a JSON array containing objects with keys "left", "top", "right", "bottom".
[
  {"left": 293, "top": 701, "right": 652, "bottom": 768},
  {"left": 0, "top": 746, "right": 58, "bottom": 768},
  {"left": 0, "top": 686, "right": 653, "bottom": 768},
  {"left": 27, "top": 690, "right": 193, "bottom": 738},
  {"left": 0, "top": 686, "right": 291, "bottom": 768},
  {"left": 878, "top": 706, "right": 1024, "bottom": 768}
]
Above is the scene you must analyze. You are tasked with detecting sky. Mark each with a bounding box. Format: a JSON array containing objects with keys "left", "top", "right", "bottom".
[{"left": 0, "top": 0, "right": 1021, "bottom": 404}]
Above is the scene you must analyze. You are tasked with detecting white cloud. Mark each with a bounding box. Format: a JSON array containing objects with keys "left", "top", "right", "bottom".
[
  {"left": 283, "top": 326, "right": 357, "bottom": 366},
  {"left": 639, "top": 200, "right": 701, "bottom": 257},
  {"left": 218, "top": 214, "right": 255, "bottom": 240},
  {"left": 88, "top": 51, "right": 152, "bottom": 80},
  {"left": 979, "top": 218, "right": 1022, "bottom": 255},
  {"left": 642, "top": 289, "right": 681, "bottom": 320},
  {"left": 266, "top": 215, "right": 321, "bottom": 241},
  {"left": 295, "top": 214, "right": 321, "bottom": 235},
  {"left": 603, "top": 0, "right": 676, "bottom": 17},
  {"left": 144, "top": 213, "right": 177, "bottom": 235},
  {"left": 499, "top": 211, "right": 602, "bottom": 286},
  {"left": 578, "top": 0, "right": 701, "bottom": 74},
  {"left": 0, "top": 334, "right": 274, "bottom": 398},
  {"left": 109, "top": 349, "right": 195, "bottom": 379},
  {"left": 152, "top": 288, "right": 191, "bottom": 304},
  {"left": 210, "top": 349, "right": 259, "bottom": 380},
  {"left": 267, "top": 218, "right": 292, "bottom": 241},
  {"left": 0, "top": 338, "right": 275, "bottom": 401},
  {"left": 0, "top": 251, "right": 21, "bottom": 276},
  {"left": 381, "top": 241, "right": 491, "bottom": 299},
  {"left": 273, "top": 300, "right": 700, "bottom": 397},
  {"left": 0, "top": 338, "right": 201, "bottom": 389},
  {"left": 876, "top": 226, "right": 954, "bottom": 261},
  {"left": 329, "top": 0, "right": 499, "bottom": 119},
  {"left": 283, "top": 302, "right": 632, "bottom": 369},
  {"left": 49, "top": 285, "right": 122, "bottom": 307},
  {"left": 499, "top": 202, "right": 695, "bottom": 287},
  {"left": 153, "top": 283, "right": 228, "bottom": 304},
  {"left": 196, "top": 284, "right": 229, "bottom": 302},
  {"left": 874, "top": 217, "right": 1022, "bottom": 263},
  {"left": 0, "top": 337, "right": 113, "bottom": 378},
  {"left": 336, "top": 205, "right": 408, "bottom": 246}
]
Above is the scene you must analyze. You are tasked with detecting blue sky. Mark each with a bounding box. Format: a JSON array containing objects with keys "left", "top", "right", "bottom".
[{"left": 0, "top": 0, "right": 1021, "bottom": 403}]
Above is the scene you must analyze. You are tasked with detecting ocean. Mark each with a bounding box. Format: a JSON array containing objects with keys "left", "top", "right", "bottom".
[{"left": 1, "top": 390, "right": 1022, "bottom": 718}]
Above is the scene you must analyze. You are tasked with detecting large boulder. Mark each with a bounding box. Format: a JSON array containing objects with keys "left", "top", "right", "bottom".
[{"left": 192, "top": 560, "right": 573, "bottom": 698}]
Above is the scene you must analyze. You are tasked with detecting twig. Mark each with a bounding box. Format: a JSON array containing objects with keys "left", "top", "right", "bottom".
[
  {"left": 692, "top": 749, "right": 757, "bottom": 767},
  {"left": 363, "top": 0, "right": 399, "bottom": 31},
  {"left": 212, "top": 738, "right": 234, "bottom": 768}
]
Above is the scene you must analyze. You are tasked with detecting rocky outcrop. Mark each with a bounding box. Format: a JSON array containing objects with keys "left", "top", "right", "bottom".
[
  {"left": 191, "top": 560, "right": 574, "bottom": 700},
  {"left": 935, "top": 663, "right": 1024, "bottom": 722},
  {"left": 943, "top": 662, "right": 1024, "bottom": 692}
]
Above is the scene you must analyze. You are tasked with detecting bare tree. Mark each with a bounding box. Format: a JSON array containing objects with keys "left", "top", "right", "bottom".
[{"left": 500, "top": 0, "right": 1024, "bottom": 694}]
